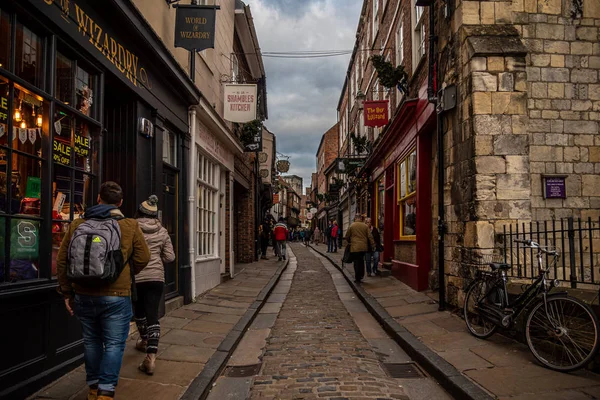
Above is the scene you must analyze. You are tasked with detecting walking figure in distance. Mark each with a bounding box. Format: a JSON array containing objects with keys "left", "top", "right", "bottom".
[
  {"left": 365, "top": 217, "right": 383, "bottom": 277},
  {"left": 273, "top": 217, "right": 289, "bottom": 261},
  {"left": 57, "top": 182, "right": 150, "bottom": 400},
  {"left": 345, "top": 214, "right": 375, "bottom": 284},
  {"left": 133, "top": 195, "right": 175, "bottom": 375}
]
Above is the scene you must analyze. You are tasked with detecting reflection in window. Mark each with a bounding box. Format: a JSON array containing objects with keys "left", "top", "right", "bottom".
[
  {"left": 56, "top": 52, "right": 73, "bottom": 104},
  {"left": 398, "top": 149, "right": 417, "bottom": 238},
  {"left": 13, "top": 85, "right": 46, "bottom": 156},
  {"left": 75, "top": 66, "right": 93, "bottom": 116},
  {"left": 0, "top": 8, "right": 10, "bottom": 70},
  {"left": 16, "top": 22, "right": 44, "bottom": 88},
  {"left": 0, "top": 217, "right": 41, "bottom": 283}
]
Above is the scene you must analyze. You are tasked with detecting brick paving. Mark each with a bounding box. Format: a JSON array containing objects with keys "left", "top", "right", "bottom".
[
  {"left": 249, "top": 244, "right": 410, "bottom": 400},
  {"left": 315, "top": 246, "right": 600, "bottom": 400}
]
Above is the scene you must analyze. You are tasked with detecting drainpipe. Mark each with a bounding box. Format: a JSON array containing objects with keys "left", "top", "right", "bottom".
[
  {"left": 425, "top": 4, "right": 446, "bottom": 311},
  {"left": 188, "top": 108, "right": 197, "bottom": 301}
]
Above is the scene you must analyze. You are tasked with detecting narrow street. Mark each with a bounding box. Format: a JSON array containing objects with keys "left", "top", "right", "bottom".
[{"left": 207, "top": 243, "right": 450, "bottom": 400}]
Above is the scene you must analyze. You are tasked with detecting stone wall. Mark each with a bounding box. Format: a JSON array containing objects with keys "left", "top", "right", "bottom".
[{"left": 437, "top": 0, "right": 600, "bottom": 306}]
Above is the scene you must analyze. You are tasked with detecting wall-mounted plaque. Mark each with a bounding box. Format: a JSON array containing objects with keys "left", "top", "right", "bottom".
[{"left": 542, "top": 175, "right": 567, "bottom": 199}]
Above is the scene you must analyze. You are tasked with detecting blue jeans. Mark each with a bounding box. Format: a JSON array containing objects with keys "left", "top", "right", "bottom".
[
  {"left": 366, "top": 251, "right": 380, "bottom": 275},
  {"left": 74, "top": 295, "right": 133, "bottom": 392}
]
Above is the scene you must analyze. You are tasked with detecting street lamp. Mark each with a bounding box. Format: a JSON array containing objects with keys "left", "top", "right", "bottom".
[{"left": 356, "top": 90, "right": 366, "bottom": 110}]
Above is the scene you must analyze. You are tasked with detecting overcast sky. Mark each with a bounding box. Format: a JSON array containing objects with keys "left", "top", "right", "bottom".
[{"left": 248, "top": 0, "right": 363, "bottom": 191}]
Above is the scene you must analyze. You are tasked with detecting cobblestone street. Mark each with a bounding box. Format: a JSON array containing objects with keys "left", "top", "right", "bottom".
[{"left": 245, "top": 244, "right": 447, "bottom": 400}]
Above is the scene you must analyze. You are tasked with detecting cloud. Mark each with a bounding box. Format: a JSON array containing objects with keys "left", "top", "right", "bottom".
[{"left": 247, "top": 0, "right": 362, "bottom": 187}]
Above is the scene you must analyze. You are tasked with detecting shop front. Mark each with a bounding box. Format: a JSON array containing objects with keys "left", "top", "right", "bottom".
[
  {"left": 0, "top": 1, "right": 199, "bottom": 398},
  {"left": 367, "top": 84, "right": 435, "bottom": 291}
]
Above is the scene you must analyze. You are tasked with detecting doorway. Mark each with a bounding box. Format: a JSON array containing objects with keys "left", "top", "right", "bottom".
[{"left": 162, "top": 164, "right": 178, "bottom": 298}]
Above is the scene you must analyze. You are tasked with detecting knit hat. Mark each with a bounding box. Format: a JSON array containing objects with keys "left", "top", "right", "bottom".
[{"left": 139, "top": 194, "right": 159, "bottom": 217}]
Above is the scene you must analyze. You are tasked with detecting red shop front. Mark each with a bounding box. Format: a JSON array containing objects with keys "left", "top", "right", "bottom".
[{"left": 367, "top": 84, "right": 435, "bottom": 291}]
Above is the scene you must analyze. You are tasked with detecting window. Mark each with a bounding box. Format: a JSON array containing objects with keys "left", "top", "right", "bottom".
[
  {"left": 196, "top": 150, "right": 218, "bottom": 257},
  {"left": 372, "top": 0, "right": 379, "bottom": 41},
  {"left": 163, "top": 129, "right": 176, "bottom": 166},
  {"left": 15, "top": 21, "right": 44, "bottom": 89},
  {"left": 231, "top": 53, "right": 239, "bottom": 83},
  {"left": 396, "top": 22, "right": 404, "bottom": 67},
  {"left": 0, "top": 8, "right": 10, "bottom": 70},
  {"left": 398, "top": 149, "right": 417, "bottom": 239},
  {"left": 55, "top": 51, "right": 96, "bottom": 118},
  {"left": 412, "top": 1, "right": 426, "bottom": 71}
]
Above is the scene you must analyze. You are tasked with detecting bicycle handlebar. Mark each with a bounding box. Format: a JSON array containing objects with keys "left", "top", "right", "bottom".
[{"left": 514, "top": 239, "right": 558, "bottom": 256}]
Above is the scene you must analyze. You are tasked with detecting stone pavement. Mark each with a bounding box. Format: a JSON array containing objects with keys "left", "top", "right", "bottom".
[
  {"left": 245, "top": 243, "right": 447, "bottom": 400},
  {"left": 29, "top": 257, "right": 285, "bottom": 400},
  {"left": 314, "top": 246, "right": 600, "bottom": 400}
]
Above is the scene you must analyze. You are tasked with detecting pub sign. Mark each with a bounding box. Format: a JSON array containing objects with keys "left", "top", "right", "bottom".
[
  {"left": 174, "top": 5, "right": 218, "bottom": 51},
  {"left": 364, "top": 100, "right": 389, "bottom": 127}
]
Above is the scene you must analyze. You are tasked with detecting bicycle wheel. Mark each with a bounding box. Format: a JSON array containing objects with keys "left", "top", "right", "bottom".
[
  {"left": 464, "top": 279, "right": 498, "bottom": 339},
  {"left": 525, "top": 295, "right": 599, "bottom": 372}
]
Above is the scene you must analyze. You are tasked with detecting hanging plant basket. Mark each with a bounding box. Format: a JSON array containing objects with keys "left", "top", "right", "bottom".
[
  {"left": 276, "top": 160, "right": 290, "bottom": 173},
  {"left": 370, "top": 55, "right": 409, "bottom": 94}
]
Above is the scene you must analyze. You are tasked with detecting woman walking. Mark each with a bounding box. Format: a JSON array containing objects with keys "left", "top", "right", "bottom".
[
  {"left": 365, "top": 217, "right": 382, "bottom": 277},
  {"left": 134, "top": 195, "right": 175, "bottom": 375}
]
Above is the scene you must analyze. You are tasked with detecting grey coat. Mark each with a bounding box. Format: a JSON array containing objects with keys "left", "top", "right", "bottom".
[{"left": 135, "top": 218, "right": 175, "bottom": 283}]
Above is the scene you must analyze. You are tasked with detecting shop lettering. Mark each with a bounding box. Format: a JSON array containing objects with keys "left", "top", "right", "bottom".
[
  {"left": 53, "top": 139, "right": 72, "bottom": 165},
  {"left": 180, "top": 31, "right": 210, "bottom": 39},
  {"left": 0, "top": 96, "right": 7, "bottom": 121},
  {"left": 185, "top": 17, "right": 207, "bottom": 24},
  {"left": 230, "top": 103, "right": 251, "bottom": 111},
  {"left": 16, "top": 221, "right": 37, "bottom": 249},
  {"left": 227, "top": 95, "right": 254, "bottom": 102},
  {"left": 74, "top": 134, "right": 90, "bottom": 157}
]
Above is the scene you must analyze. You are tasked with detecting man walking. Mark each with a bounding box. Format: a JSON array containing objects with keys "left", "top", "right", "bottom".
[
  {"left": 345, "top": 215, "right": 375, "bottom": 284},
  {"left": 259, "top": 219, "right": 271, "bottom": 260},
  {"left": 57, "top": 182, "right": 151, "bottom": 400},
  {"left": 326, "top": 221, "right": 333, "bottom": 252},
  {"left": 273, "top": 217, "right": 289, "bottom": 261}
]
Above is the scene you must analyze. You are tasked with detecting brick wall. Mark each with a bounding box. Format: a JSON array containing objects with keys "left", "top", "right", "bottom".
[
  {"left": 317, "top": 123, "right": 340, "bottom": 213},
  {"left": 234, "top": 153, "right": 256, "bottom": 264}
]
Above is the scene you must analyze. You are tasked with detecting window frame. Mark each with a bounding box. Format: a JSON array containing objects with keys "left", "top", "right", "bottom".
[
  {"left": 411, "top": 0, "right": 426, "bottom": 72},
  {"left": 372, "top": 0, "right": 379, "bottom": 43},
  {"left": 196, "top": 149, "right": 218, "bottom": 259},
  {"left": 397, "top": 148, "right": 417, "bottom": 240}
]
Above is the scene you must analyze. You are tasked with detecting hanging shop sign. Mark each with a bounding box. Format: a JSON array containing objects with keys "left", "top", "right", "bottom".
[
  {"left": 273, "top": 193, "right": 280, "bottom": 204},
  {"left": 224, "top": 84, "right": 257, "bottom": 123},
  {"left": 53, "top": 139, "right": 72, "bottom": 166},
  {"left": 336, "top": 158, "right": 365, "bottom": 173},
  {"left": 276, "top": 160, "right": 290, "bottom": 173},
  {"left": 364, "top": 100, "right": 389, "bottom": 127},
  {"left": 174, "top": 5, "right": 218, "bottom": 51}
]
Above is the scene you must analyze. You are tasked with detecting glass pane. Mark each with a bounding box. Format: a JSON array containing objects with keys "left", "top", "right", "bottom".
[
  {"left": 403, "top": 197, "right": 417, "bottom": 236},
  {"left": 0, "top": 8, "right": 10, "bottom": 71},
  {"left": 0, "top": 76, "right": 8, "bottom": 148},
  {"left": 400, "top": 161, "right": 406, "bottom": 199},
  {"left": 377, "top": 177, "right": 385, "bottom": 234},
  {"left": 408, "top": 151, "right": 417, "bottom": 194},
  {"left": 75, "top": 65, "right": 94, "bottom": 117},
  {"left": 53, "top": 163, "right": 72, "bottom": 220},
  {"left": 53, "top": 109, "right": 73, "bottom": 166},
  {"left": 74, "top": 171, "right": 93, "bottom": 218},
  {"left": 7, "top": 217, "right": 41, "bottom": 282},
  {"left": 56, "top": 52, "right": 73, "bottom": 104},
  {"left": 74, "top": 119, "right": 97, "bottom": 173},
  {"left": 15, "top": 21, "right": 43, "bottom": 88},
  {"left": 10, "top": 153, "right": 42, "bottom": 216},
  {"left": 13, "top": 85, "right": 47, "bottom": 156}
]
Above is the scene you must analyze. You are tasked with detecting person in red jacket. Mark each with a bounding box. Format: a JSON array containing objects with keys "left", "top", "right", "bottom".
[
  {"left": 331, "top": 220, "right": 339, "bottom": 253},
  {"left": 273, "top": 217, "right": 289, "bottom": 261}
]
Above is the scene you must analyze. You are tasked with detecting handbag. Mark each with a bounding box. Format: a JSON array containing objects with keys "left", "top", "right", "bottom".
[{"left": 342, "top": 244, "right": 353, "bottom": 263}]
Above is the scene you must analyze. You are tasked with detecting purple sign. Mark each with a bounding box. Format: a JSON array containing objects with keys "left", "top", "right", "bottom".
[{"left": 544, "top": 177, "right": 566, "bottom": 199}]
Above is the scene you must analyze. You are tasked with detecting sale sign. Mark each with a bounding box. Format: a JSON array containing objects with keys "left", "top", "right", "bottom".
[{"left": 364, "top": 100, "right": 389, "bottom": 127}]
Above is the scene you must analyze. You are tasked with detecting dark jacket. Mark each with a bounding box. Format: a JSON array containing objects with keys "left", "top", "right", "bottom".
[
  {"left": 57, "top": 205, "right": 151, "bottom": 298},
  {"left": 371, "top": 226, "right": 383, "bottom": 252}
]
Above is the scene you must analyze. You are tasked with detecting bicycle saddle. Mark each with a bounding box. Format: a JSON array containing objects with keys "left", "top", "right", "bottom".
[{"left": 490, "top": 262, "right": 510, "bottom": 270}]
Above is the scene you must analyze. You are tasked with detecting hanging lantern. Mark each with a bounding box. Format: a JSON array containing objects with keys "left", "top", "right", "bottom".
[
  {"left": 276, "top": 159, "right": 290, "bottom": 173},
  {"left": 37, "top": 114, "right": 43, "bottom": 127},
  {"left": 20, "top": 120, "right": 26, "bottom": 129}
]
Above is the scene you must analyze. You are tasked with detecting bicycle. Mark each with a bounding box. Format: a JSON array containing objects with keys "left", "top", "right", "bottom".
[{"left": 463, "top": 239, "right": 600, "bottom": 372}]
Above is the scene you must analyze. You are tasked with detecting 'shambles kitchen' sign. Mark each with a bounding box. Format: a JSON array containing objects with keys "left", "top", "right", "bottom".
[{"left": 224, "top": 84, "right": 257, "bottom": 123}]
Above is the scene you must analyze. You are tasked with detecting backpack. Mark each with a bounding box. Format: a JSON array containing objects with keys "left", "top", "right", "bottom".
[{"left": 67, "top": 218, "right": 125, "bottom": 286}]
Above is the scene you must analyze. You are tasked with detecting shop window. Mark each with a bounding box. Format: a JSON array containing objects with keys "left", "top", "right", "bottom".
[
  {"left": 0, "top": 77, "right": 8, "bottom": 148},
  {"left": 398, "top": 149, "right": 416, "bottom": 239},
  {"left": 55, "top": 51, "right": 96, "bottom": 118},
  {"left": 13, "top": 84, "right": 46, "bottom": 156},
  {"left": 15, "top": 21, "right": 44, "bottom": 89},
  {"left": 51, "top": 109, "right": 98, "bottom": 277},
  {"left": 56, "top": 52, "right": 73, "bottom": 105},
  {"left": 0, "top": 8, "right": 10, "bottom": 70},
  {"left": 0, "top": 216, "right": 42, "bottom": 283},
  {"left": 75, "top": 65, "right": 94, "bottom": 117},
  {"left": 376, "top": 174, "right": 385, "bottom": 239},
  {"left": 196, "top": 150, "right": 217, "bottom": 257}
]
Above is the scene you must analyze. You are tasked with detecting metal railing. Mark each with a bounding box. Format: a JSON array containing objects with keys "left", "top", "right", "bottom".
[{"left": 501, "top": 217, "right": 600, "bottom": 288}]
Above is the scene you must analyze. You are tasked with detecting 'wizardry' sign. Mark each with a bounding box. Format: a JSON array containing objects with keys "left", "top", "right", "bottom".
[
  {"left": 175, "top": 5, "right": 218, "bottom": 51},
  {"left": 364, "top": 100, "right": 389, "bottom": 127}
]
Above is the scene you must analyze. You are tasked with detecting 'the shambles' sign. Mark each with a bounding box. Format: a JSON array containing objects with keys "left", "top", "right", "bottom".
[{"left": 174, "top": 5, "right": 218, "bottom": 51}]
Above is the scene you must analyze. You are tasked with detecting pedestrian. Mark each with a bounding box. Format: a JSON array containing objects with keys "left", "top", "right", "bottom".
[
  {"left": 304, "top": 228, "right": 312, "bottom": 245},
  {"left": 313, "top": 226, "right": 321, "bottom": 246},
  {"left": 300, "top": 228, "right": 305, "bottom": 244},
  {"left": 365, "top": 217, "right": 382, "bottom": 277},
  {"left": 259, "top": 219, "right": 271, "bottom": 260},
  {"left": 133, "top": 195, "right": 175, "bottom": 376},
  {"left": 326, "top": 221, "right": 333, "bottom": 252},
  {"left": 331, "top": 220, "right": 339, "bottom": 253},
  {"left": 273, "top": 217, "right": 289, "bottom": 261},
  {"left": 345, "top": 214, "right": 375, "bottom": 284},
  {"left": 57, "top": 182, "right": 151, "bottom": 400}
]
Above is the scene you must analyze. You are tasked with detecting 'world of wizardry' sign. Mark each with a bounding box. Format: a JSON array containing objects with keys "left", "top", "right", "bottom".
[
  {"left": 364, "top": 100, "right": 389, "bottom": 127},
  {"left": 175, "top": 5, "right": 218, "bottom": 51}
]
